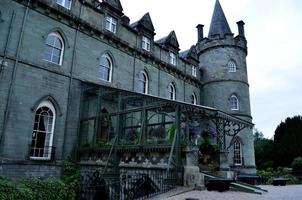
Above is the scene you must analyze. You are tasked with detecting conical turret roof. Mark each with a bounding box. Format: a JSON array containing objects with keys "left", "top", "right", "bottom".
[{"left": 208, "top": 0, "right": 232, "bottom": 38}]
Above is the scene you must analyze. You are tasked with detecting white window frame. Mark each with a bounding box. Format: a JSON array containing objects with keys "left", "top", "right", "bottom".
[
  {"left": 56, "top": 0, "right": 72, "bottom": 9},
  {"left": 168, "top": 83, "right": 176, "bottom": 100},
  {"left": 230, "top": 95, "right": 239, "bottom": 110},
  {"left": 99, "top": 54, "right": 113, "bottom": 82},
  {"left": 191, "top": 93, "right": 197, "bottom": 105},
  {"left": 138, "top": 71, "right": 148, "bottom": 94},
  {"left": 192, "top": 66, "right": 197, "bottom": 77},
  {"left": 44, "top": 32, "right": 64, "bottom": 65},
  {"left": 142, "top": 36, "right": 151, "bottom": 52},
  {"left": 30, "top": 100, "right": 56, "bottom": 161},
  {"left": 234, "top": 139, "right": 242, "bottom": 165},
  {"left": 105, "top": 16, "right": 117, "bottom": 33},
  {"left": 169, "top": 52, "right": 176, "bottom": 66},
  {"left": 228, "top": 60, "right": 237, "bottom": 72}
]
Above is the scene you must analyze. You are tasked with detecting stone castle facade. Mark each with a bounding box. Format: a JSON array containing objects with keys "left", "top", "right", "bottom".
[{"left": 0, "top": 0, "right": 255, "bottom": 183}]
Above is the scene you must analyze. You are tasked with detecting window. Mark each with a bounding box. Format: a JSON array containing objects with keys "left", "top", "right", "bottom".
[
  {"left": 230, "top": 95, "right": 239, "bottom": 110},
  {"left": 44, "top": 33, "right": 64, "bottom": 65},
  {"left": 192, "top": 66, "right": 197, "bottom": 77},
  {"left": 142, "top": 36, "right": 151, "bottom": 52},
  {"left": 228, "top": 60, "right": 237, "bottom": 72},
  {"left": 191, "top": 93, "right": 197, "bottom": 105},
  {"left": 99, "top": 54, "right": 112, "bottom": 82},
  {"left": 234, "top": 139, "right": 242, "bottom": 165},
  {"left": 30, "top": 101, "right": 56, "bottom": 160},
  {"left": 105, "top": 16, "right": 117, "bottom": 33},
  {"left": 138, "top": 71, "right": 148, "bottom": 94},
  {"left": 56, "top": 0, "right": 72, "bottom": 9},
  {"left": 169, "top": 52, "right": 176, "bottom": 66},
  {"left": 168, "top": 83, "right": 176, "bottom": 100}
]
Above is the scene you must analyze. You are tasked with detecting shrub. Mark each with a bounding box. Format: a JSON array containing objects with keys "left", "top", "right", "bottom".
[
  {"left": 257, "top": 167, "right": 300, "bottom": 185},
  {"left": 0, "top": 163, "right": 80, "bottom": 200},
  {"left": 291, "top": 157, "right": 302, "bottom": 171}
]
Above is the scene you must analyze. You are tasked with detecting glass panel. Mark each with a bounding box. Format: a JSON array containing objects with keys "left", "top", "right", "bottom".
[
  {"left": 120, "top": 112, "right": 142, "bottom": 145},
  {"left": 147, "top": 109, "right": 175, "bottom": 144},
  {"left": 46, "top": 35, "right": 55, "bottom": 45}
]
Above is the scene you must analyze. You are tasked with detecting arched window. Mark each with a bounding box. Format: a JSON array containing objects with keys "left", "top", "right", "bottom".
[
  {"left": 138, "top": 71, "right": 148, "bottom": 94},
  {"left": 44, "top": 33, "right": 64, "bottom": 65},
  {"left": 168, "top": 82, "right": 176, "bottom": 100},
  {"left": 191, "top": 92, "right": 197, "bottom": 105},
  {"left": 99, "top": 54, "right": 112, "bottom": 82},
  {"left": 228, "top": 60, "right": 237, "bottom": 72},
  {"left": 234, "top": 138, "right": 242, "bottom": 165},
  {"left": 30, "top": 101, "right": 56, "bottom": 160},
  {"left": 230, "top": 95, "right": 239, "bottom": 110}
]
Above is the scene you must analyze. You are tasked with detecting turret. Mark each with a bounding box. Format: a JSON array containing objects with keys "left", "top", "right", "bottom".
[{"left": 196, "top": 0, "right": 256, "bottom": 174}]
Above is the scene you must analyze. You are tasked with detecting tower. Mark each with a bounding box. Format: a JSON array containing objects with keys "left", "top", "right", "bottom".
[{"left": 196, "top": 0, "right": 256, "bottom": 174}]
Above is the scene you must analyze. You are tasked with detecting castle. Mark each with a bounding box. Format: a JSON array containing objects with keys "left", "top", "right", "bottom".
[{"left": 0, "top": 0, "right": 256, "bottom": 197}]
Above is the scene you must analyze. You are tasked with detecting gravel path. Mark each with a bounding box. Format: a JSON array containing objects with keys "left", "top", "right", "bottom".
[{"left": 164, "top": 185, "right": 302, "bottom": 200}]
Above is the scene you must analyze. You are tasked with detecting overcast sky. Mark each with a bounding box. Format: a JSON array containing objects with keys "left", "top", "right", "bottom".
[{"left": 120, "top": 0, "right": 302, "bottom": 139}]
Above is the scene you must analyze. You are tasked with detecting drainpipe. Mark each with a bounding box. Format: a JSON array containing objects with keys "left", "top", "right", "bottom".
[
  {"left": 0, "top": 11, "right": 15, "bottom": 76},
  {"left": 0, "top": 0, "right": 31, "bottom": 155},
  {"left": 0, "top": 11, "right": 15, "bottom": 149},
  {"left": 62, "top": 2, "right": 83, "bottom": 160}
]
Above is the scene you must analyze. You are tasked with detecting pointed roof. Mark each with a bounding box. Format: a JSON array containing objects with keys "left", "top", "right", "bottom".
[
  {"left": 102, "top": 0, "right": 123, "bottom": 12},
  {"left": 156, "top": 31, "right": 179, "bottom": 51},
  {"left": 180, "top": 46, "right": 199, "bottom": 65},
  {"left": 208, "top": 0, "right": 232, "bottom": 38},
  {"left": 131, "top": 13, "right": 155, "bottom": 35}
]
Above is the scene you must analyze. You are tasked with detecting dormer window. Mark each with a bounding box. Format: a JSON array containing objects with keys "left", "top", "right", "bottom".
[
  {"left": 105, "top": 16, "right": 117, "bottom": 33},
  {"left": 56, "top": 0, "right": 72, "bottom": 9},
  {"left": 169, "top": 52, "right": 176, "bottom": 66},
  {"left": 192, "top": 66, "right": 197, "bottom": 77},
  {"left": 142, "top": 36, "right": 151, "bottom": 52}
]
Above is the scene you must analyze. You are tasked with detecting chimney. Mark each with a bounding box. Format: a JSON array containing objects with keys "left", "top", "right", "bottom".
[
  {"left": 237, "top": 20, "right": 245, "bottom": 37},
  {"left": 196, "top": 24, "right": 204, "bottom": 43}
]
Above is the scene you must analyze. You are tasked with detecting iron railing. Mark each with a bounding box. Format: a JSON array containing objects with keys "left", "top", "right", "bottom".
[{"left": 81, "top": 169, "right": 177, "bottom": 200}]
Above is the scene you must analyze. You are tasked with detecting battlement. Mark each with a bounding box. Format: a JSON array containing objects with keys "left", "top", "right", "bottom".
[{"left": 196, "top": 34, "right": 247, "bottom": 55}]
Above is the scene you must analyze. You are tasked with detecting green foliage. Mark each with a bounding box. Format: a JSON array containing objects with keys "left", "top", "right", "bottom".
[
  {"left": 254, "top": 132, "right": 274, "bottom": 170},
  {"left": 169, "top": 124, "right": 176, "bottom": 143},
  {"left": 198, "top": 130, "right": 219, "bottom": 165},
  {"left": 257, "top": 167, "right": 300, "bottom": 185},
  {"left": 0, "top": 163, "right": 80, "bottom": 200},
  {"left": 273, "top": 115, "right": 302, "bottom": 168},
  {"left": 291, "top": 157, "right": 302, "bottom": 171}
]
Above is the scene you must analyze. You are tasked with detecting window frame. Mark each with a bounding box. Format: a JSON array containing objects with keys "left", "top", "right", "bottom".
[
  {"left": 169, "top": 52, "right": 176, "bottom": 66},
  {"left": 168, "top": 82, "right": 176, "bottom": 100},
  {"left": 30, "top": 101, "right": 56, "bottom": 161},
  {"left": 138, "top": 71, "right": 149, "bottom": 94},
  {"left": 191, "top": 92, "right": 197, "bottom": 105},
  {"left": 99, "top": 54, "right": 113, "bottom": 82},
  {"left": 142, "top": 36, "right": 151, "bottom": 52},
  {"left": 228, "top": 60, "right": 237, "bottom": 73},
  {"left": 56, "top": 0, "right": 72, "bottom": 10},
  {"left": 192, "top": 66, "right": 197, "bottom": 77},
  {"left": 105, "top": 15, "right": 117, "bottom": 33},
  {"left": 234, "top": 139, "right": 242, "bottom": 165},
  {"left": 230, "top": 95, "right": 239, "bottom": 111},
  {"left": 44, "top": 32, "right": 64, "bottom": 65}
]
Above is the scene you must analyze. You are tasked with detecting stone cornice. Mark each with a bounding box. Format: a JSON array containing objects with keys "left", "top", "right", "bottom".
[{"left": 14, "top": 0, "right": 201, "bottom": 87}]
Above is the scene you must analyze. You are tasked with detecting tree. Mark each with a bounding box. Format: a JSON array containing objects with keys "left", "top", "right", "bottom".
[
  {"left": 273, "top": 116, "right": 302, "bottom": 168},
  {"left": 253, "top": 129, "right": 274, "bottom": 170}
]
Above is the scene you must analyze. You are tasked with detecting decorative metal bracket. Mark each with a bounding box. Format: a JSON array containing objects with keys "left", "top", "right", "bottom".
[{"left": 212, "top": 112, "right": 253, "bottom": 150}]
